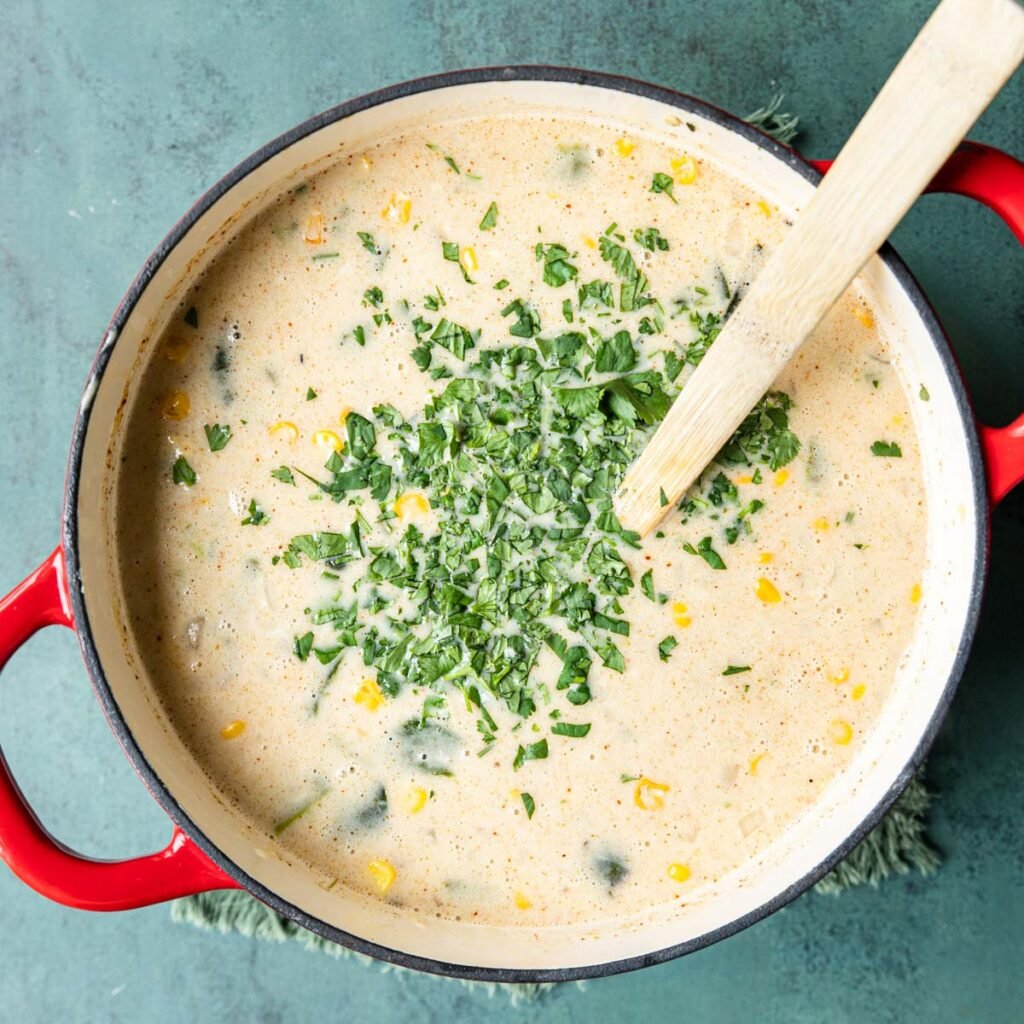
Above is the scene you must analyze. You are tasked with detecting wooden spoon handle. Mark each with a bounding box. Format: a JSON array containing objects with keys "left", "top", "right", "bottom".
[{"left": 615, "top": 0, "right": 1024, "bottom": 537}]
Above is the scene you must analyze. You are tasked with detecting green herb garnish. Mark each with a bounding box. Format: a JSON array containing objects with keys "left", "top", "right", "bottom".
[
  {"left": 871, "top": 440, "right": 903, "bottom": 457},
  {"left": 171, "top": 455, "right": 196, "bottom": 486},
  {"left": 204, "top": 423, "right": 232, "bottom": 451}
]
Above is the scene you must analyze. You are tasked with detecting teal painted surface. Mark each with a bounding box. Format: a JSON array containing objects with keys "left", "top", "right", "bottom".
[{"left": 0, "top": 0, "right": 1021, "bottom": 1019}]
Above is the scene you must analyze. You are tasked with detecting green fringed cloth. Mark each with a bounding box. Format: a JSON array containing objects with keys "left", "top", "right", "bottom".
[{"left": 170, "top": 98, "right": 940, "bottom": 994}]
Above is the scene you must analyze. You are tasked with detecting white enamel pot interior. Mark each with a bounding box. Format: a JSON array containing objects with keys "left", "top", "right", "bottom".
[{"left": 66, "top": 69, "right": 986, "bottom": 981}]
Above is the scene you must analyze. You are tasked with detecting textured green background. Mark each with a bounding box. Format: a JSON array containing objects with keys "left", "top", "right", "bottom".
[{"left": 1, "top": 1, "right": 1022, "bottom": 1021}]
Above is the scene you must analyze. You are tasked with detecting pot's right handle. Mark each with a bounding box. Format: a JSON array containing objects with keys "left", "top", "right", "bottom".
[
  {"left": 813, "top": 142, "right": 1024, "bottom": 506},
  {"left": 0, "top": 547, "right": 241, "bottom": 909}
]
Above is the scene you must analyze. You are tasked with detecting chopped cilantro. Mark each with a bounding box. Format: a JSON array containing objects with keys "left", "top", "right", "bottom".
[
  {"left": 871, "top": 440, "right": 903, "bottom": 457},
  {"left": 521, "top": 792, "right": 536, "bottom": 818},
  {"left": 683, "top": 536, "right": 727, "bottom": 570},
  {"left": 658, "top": 636, "right": 678, "bottom": 661},
  {"left": 479, "top": 202, "right": 498, "bottom": 231},
  {"left": 171, "top": 455, "right": 196, "bottom": 486},
  {"left": 723, "top": 665, "right": 751, "bottom": 676},
  {"left": 241, "top": 499, "right": 269, "bottom": 526},
  {"left": 651, "top": 172, "right": 677, "bottom": 203},
  {"left": 204, "top": 423, "right": 232, "bottom": 452}
]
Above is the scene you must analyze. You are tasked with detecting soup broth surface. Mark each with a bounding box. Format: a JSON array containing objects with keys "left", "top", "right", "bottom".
[{"left": 116, "top": 114, "right": 927, "bottom": 927}]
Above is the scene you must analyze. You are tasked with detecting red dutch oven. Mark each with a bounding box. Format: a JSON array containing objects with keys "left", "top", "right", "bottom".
[{"left": 1, "top": 69, "right": 1023, "bottom": 982}]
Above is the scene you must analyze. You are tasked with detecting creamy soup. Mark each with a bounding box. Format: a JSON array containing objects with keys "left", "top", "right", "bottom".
[{"left": 116, "top": 115, "right": 926, "bottom": 928}]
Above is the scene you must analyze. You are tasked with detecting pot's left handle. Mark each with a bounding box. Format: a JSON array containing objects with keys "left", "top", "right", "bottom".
[{"left": 0, "top": 546, "right": 241, "bottom": 910}]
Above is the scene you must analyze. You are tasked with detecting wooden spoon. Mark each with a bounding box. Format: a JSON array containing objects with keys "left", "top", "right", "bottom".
[{"left": 614, "top": 0, "right": 1024, "bottom": 538}]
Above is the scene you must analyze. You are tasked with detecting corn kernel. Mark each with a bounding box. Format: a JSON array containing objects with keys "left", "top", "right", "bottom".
[
  {"left": 163, "top": 340, "right": 190, "bottom": 363},
  {"left": 758, "top": 552, "right": 774, "bottom": 564},
  {"left": 755, "top": 578, "right": 781, "bottom": 604},
  {"left": 749, "top": 753, "right": 766, "bottom": 775},
  {"left": 313, "top": 429, "right": 344, "bottom": 452},
  {"left": 404, "top": 787, "right": 428, "bottom": 814},
  {"left": 737, "top": 474, "right": 753, "bottom": 485},
  {"left": 774, "top": 469, "right": 789, "bottom": 487},
  {"left": 757, "top": 199, "right": 773, "bottom": 216},
  {"left": 367, "top": 858, "right": 396, "bottom": 894},
  {"left": 667, "top": 862, "right": 691, "bottom": 883},
  {"left": 269, "top": 420, "right": 299, "bottom": 442},
  {"left": 829, "top": 719, "right": 854, "bottom": 746},
  {"left": 851, "top": 684, "right": 867, "bottom": 701},
  {"left": 910, "top": 582, "right": 922, "bottom": 604},
  {"left": 381, "top": 193, "right": 411, "bottom": 224},
  {"left": 671, "top": 155, "right": 699, "bottom": 185},
  {"left": 634, "top": 777, "right": 671, "bottom": 811},
  {"left": 582, "top": 235, "right": 598, "bottom": 249},
  {"left": 354, "top": 678, "right": 384, "bottom": 711},
  {"left": 852, "top": 305, "right": 874, "bottom": 329},
  {"left": 812, "top": 517, "right": 831, "bottom": 532},
  {"left": 220, "top": 720, "right": 246, "bottom": 740},
  {"left": 614, "top": 137, "right": 636, "bottom": 157},
  {"left": 514, "top": 891, "right": 532, "bottom": 910},
  {"left": 338, "top": 406, "right": 352, "bottom": 426},
  {"left": 828, "top": 667, "right": 850, "bottom": 684},
  {"left": 671, "top": 601, "right": 692, "bottom": 628},
  {"left": 460, "top": 246, "right": 479, "bottom": 275},
  {"left": 160, "top": 391, "right": 190, "bottom": 421},
  {"left": 395, "top": 492, "right": 430, "bottom": 519},
  {"left": 304, "top": 210, "right": 325, "bottom": 244}
]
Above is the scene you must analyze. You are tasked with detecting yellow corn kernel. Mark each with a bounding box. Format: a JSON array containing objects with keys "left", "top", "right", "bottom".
[
  {"left": 737, "top": 474, "right": 753, "bottom": 485},
  {"left": 313, "top": 429, "right": 344, "bottom": 452},
  {"left": 755, "top": 577, "right": 781, "bottom": 604},
  {"left": 514, "top": 891, "right": 532, "bottom": 910},
  {"left": 828, "top": 667, "right": 850, "bottom": 684},
  {"left": 220, "top": 720, "right": 246, "bottom": 740},
  {"left": 812, "top": 517, "right": 831, "bottom": 532},
  {"left": 269, "top": 420, "right": 299, "bottom": 442},
  {"left": 749, "top": 752, "right": 766, "bottom": 775},
  {"left": 163, "top": 339, "right": 190, "bottom": 363},
  {"left": 634, "top": 777, "right": 671, "bottom": 811},
  {"left": 671, "top": 155, "right": 699, "bottom": 185},
  {"left": 304, "top": 210, "right": 325, "bottom": 244},
  {"left": 757, "top": 199, "right": 773, "bottom": 217},
  {"left": 667, "top": 862, "right": 691, "bottom": 883},
  {"left": 774, "top": 469, "right": 789, "bottom": 487},
  {"left": 758, "top": 552, "right": 774, "bottom": 564},
  {"left": 852, "top": 305, "right": 874, "bottom": 329},
  {"left": 582, "top": 235, "right": 598, "bottom": 249},
  {"left": 672, "top": 601, "right": 692, "bottom": 628},
  {"left": 829, "top": 719, "right": 854, "bottom": 746},
  {"left": 404, "top": 787, "right": 428, "bottom": 814},
  {"left": 910, "top": 582, "right": 922, "bottom": 604},
  {"left": 851, "top": 684, "right": 867, "bottom": 701},
  {"left": 160, "top": 391, "right": 190, "bottom": 421},
  {"left": 614, "top": 137, "right": 636, "bottom": 157},
  {"left": 381, "top": 193, "right": 411, "bottom": 224},
  {"left": 367, "top": 858, "right": 396, "bottom": 894},
  {"left": 359, "top": 155, "right": 373, "bottom": 171},
  {"left": 338, "top": 406, "right": 352, "bottom": 426},
  {"left": 460, "top": 246, "right": 479, "bottom": 275},
  {"left": 354, "top": 678, "right": 384, "bottom": 711},
  {"left": 394, "top": 492, "right": 429, "bottom": 519}
]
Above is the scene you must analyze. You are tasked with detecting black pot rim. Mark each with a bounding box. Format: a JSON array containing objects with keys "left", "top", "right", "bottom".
[{"left": 60, "top": 64, "right": 989, "bottom": 984}]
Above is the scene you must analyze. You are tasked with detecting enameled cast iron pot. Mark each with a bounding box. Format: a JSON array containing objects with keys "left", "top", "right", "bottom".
[{"left": 1, "top": 69, "right": 1023, "bottom": 982}]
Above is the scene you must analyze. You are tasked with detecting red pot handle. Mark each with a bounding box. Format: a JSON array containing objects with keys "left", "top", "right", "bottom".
[
  {"left": 0, "top": 546, "right": 240, "bottom": 909},
  {"left": 812, "top": 142, "right": 1024, "bottom": 506}
]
